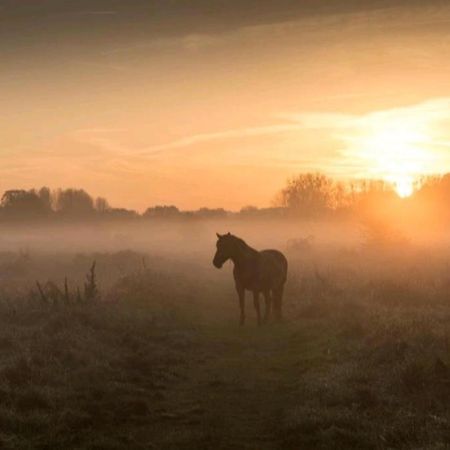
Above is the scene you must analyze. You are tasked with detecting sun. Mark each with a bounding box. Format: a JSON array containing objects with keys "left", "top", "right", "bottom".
[
  {"left": 353, "top": 116, "right": 433, "bottom": 198},
  {"left": 394, "top": 175, "right": 414, "bottom": 198}
]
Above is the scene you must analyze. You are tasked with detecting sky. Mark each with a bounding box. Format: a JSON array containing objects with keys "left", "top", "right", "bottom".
[{"left": 2, "top": 0, "right": 450, "bottom": 210}]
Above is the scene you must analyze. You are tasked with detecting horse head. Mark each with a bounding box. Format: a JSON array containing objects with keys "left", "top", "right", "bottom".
[{"left": 213, "top": 232, "right": 235, "bottom": 268}]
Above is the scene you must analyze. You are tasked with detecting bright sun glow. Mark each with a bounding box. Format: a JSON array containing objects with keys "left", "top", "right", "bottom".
[
  {"left": 351, "top": 114, "right": 435, "bottom": 197},
  {"left": 394, "top": 176, "right": 414, "bottom": 198},
  {"left": 365, "top": 124, "right": 422, "bottom": 197}
]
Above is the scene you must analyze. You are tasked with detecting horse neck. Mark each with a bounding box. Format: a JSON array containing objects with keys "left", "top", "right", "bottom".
[{"left": 230, "top": 240, "right": 258, "bottom": 266}]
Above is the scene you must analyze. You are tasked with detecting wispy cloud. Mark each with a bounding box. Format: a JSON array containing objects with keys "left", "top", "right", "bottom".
[
  {"left": 138, "top": 124, "right": 303, "bottom": 156},
  {"left": 75, "top": 128, "right": 129, "bottom": 134},
  {"left": 282, "top": 97, "right": 450, "bottom": 128},
  {"left": 285, "top": 98, "right": 450, "bottom": 178},
  {"left": 102, "top": 3, "right": 450, "bottom": 58},
  {"left": 65, "top": 98, "right": 450, "bottom": 189},
  {"left": 75, "top": 61, "right": 130, "bottom": 73},
  {"left": 104, "top": 33, "right": 224, "bottom": 55},
  {"left": 144, "top": 97, "right": 450, "bottom": 178}
]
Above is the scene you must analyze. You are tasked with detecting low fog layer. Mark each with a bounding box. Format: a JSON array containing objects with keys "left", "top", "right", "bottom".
[{"left": 0, "top": 219, "right": 360, "bottom": 255}]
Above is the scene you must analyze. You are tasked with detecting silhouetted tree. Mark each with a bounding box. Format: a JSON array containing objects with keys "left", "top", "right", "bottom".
[
  {"left": 278, "top": 173, "right": 337, "bottom": 216},
  {"left": 38, "top": 187, "right": 52, "bottom": 210},
  {"left": 192, "top": 207, "right": 227, "bottom": 218},
  {"left": 239, "top": 205, "right": 259, "bottom": 217},
  {"left": 143, "top": 205, "right": 180, "bottom": 219},
  {"left": 1, "top": 189, "right": 51, "bottom": 219},
  {"left": 276, "top": 173, "right": 402, "bottom": 218},
  {"left": 346, "top": 179, "right": 397, "bottom": 219},
  {"left": 55, "top": 189, "right": 94, "bottom": 217},
  {"left": 95, "top": 197, "right": 110, "bottom": 213},
  {"left": 410, "top": 174, "right": 450, "bottom": 222},
  {"left": 415, "top": 174, "right": 450, "bottom": 202}
]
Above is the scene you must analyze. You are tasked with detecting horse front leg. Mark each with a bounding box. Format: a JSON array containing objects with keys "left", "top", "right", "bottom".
[
  {"left": 236, "top": 284, "right": 246, "bottom": 326},
  {"left": 263, "top": 290, "right": 271, "bottom": 324},
  {"left": 253, "top": 291, "right": 261, "bottom": 326}
]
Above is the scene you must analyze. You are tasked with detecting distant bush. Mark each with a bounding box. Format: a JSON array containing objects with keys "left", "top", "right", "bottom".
[{"left": 143, "top": 205, "right": 181, "bottom": 219}]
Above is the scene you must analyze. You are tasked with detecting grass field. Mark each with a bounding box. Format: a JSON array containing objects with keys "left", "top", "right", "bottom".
[{"left": 0, "top": 236, "right": 449, "bottom": 449}]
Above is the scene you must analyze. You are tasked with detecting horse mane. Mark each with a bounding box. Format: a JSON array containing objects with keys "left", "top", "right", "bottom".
[
  {"left": 230, "top": 235, "right": 246, "bottom": 247},
  {"left": 229, "top": 234, "right": 258, "bottom": 255}
]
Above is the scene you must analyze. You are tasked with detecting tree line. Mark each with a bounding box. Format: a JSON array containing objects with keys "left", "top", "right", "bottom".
[
  {"left": 0, "top": 187, "right": 231, "bottom": 221},
  {"left": 1, "top": 173, "right": 449, "bottom": 222},
  {"left": 277, "top": 172, "right": 450, "bottom": 224},
  {"left": 0, "top": 188, "right": 133, "bottom": 221}
]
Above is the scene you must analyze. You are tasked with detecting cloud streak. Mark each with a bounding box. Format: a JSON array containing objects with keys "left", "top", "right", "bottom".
[
  {"left": 70, "top": 98, "right": 450, "bottom": 179},
  {"left": 137, "top": 124, "right": 304, "bottom": 156}
]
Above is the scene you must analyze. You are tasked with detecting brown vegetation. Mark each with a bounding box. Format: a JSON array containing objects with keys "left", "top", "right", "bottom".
[
  {"left": 0, "top": 173, "right": 449, "bottom": 448},
  {"left": 0, "top": 229, "right": 447, "bottom": 448}
]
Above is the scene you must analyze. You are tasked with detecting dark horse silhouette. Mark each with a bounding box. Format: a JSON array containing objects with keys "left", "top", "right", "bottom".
[{"left": 213, "top": 233, "right": 288, "bottom": 325}]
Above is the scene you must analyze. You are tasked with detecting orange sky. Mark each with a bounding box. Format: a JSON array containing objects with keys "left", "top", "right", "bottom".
[{"left": 2, "top": 1, "right": 450, "bottom": 210}]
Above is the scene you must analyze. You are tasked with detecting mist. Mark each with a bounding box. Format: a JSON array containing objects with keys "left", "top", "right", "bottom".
[{"left": 3, "top": 0, "right": 450, "bottom": 447}]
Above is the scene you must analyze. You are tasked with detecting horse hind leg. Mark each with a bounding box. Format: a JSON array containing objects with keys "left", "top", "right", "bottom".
[
  {"left": 272, "top": 284, "right": 284, "bottom": 321},
  {"left": 253, "top": 291, "right": 262, "bottom": 326},
  {"left": 263, "top": 290, "right": 272, "bottom": 324}
]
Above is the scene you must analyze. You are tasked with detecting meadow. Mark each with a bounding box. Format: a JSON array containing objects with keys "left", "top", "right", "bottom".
[{"left": 0, "top": 218, "right": 449, "bottom": 449}]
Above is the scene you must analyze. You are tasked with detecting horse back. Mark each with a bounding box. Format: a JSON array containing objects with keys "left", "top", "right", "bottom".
[
  {"left": 260, "top": 249, "right": 288, "bottom": 286},
  {"left": 232, "top": 248, "right": 287, "bottom": 291}
]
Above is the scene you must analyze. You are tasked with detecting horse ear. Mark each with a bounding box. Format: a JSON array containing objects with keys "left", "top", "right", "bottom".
[
  {"left": 227, "top": 232, "right": 231, "bottom": 236},
  {"left": 216, "top": 233, "right": 222, "bottom": 239}
]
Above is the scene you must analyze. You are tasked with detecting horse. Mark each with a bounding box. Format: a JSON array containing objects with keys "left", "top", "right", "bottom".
[{"left": 212, "top": 233, "right": 288, "bottom": 325}]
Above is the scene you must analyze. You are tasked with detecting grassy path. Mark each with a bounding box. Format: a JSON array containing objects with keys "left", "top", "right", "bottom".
[
  {"left": 2, "top": 301, "right": 448, "bottom": 449},
  {"left": 153, "top": 322, "right": 331, "bottom": 450}
]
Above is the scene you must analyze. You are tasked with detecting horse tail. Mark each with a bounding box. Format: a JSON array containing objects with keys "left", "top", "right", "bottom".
[{"left": 277, "top": 252, "right": 288, "bottom": 285}]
